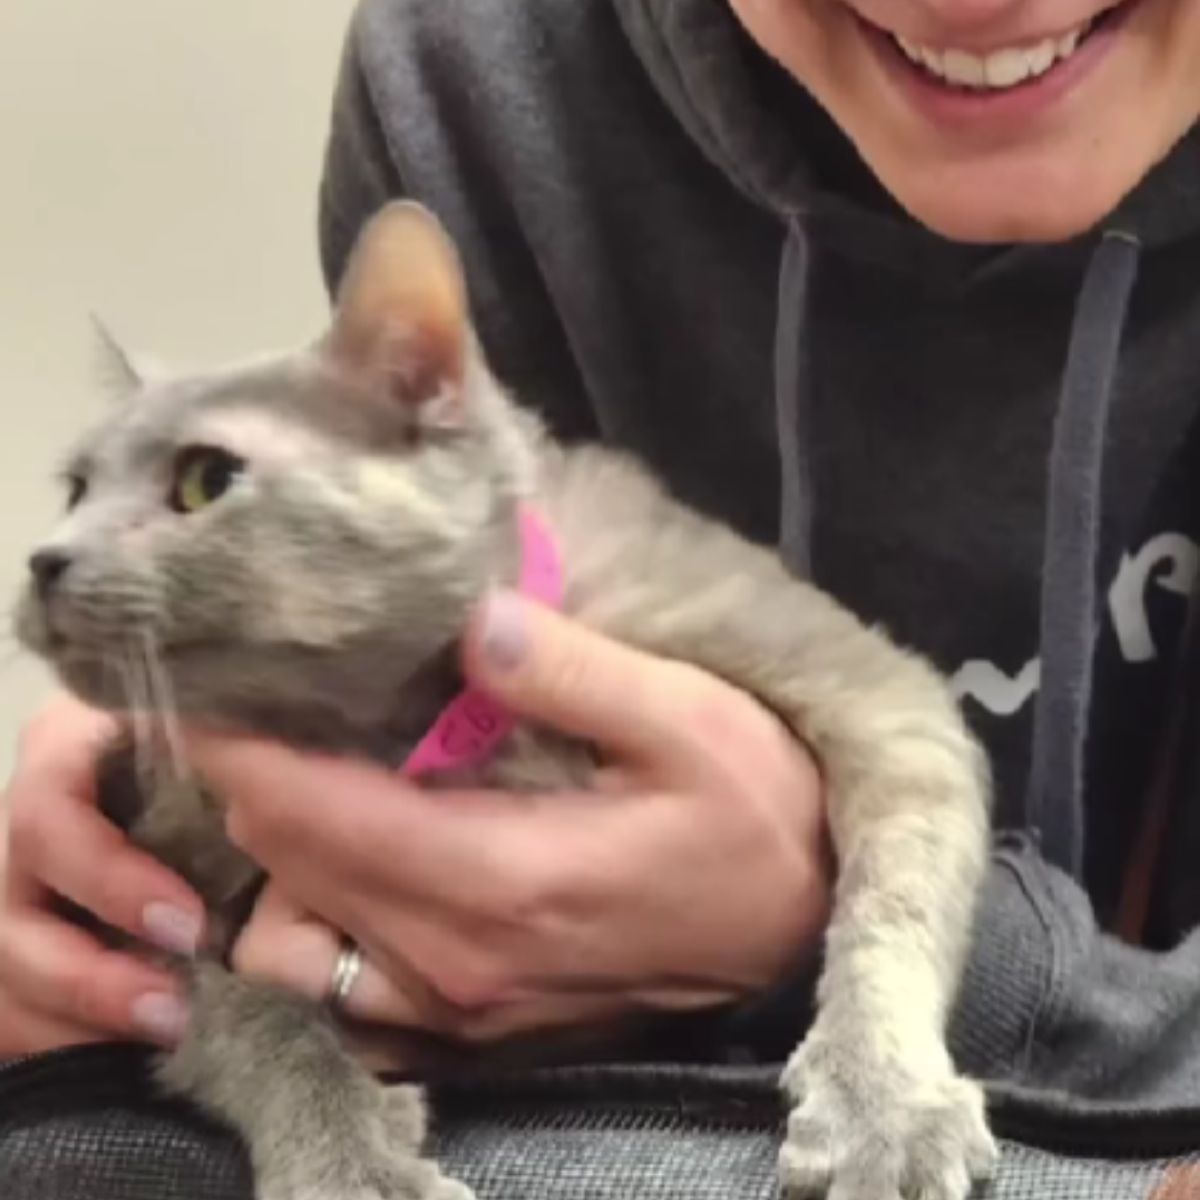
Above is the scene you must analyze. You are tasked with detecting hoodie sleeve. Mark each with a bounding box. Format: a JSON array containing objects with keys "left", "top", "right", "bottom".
[
  {"left": 956, "top": 835, "right": 1200, "bottom": 1109},
  {"left": 716, "top": 833, "right": 1200, "bottom": 1111}
]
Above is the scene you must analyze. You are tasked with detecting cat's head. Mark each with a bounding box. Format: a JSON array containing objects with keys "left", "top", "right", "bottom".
[{"left": 16, "top": 203, "right": 537, "bottom": 749}]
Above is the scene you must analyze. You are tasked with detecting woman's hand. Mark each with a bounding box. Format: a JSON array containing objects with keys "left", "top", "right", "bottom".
[
  {"left": 194, "top": 592, "right": 831, "bottom": 1058},
  {"left": 0, "top": 693, "right": 203, "bottom": 1056}
]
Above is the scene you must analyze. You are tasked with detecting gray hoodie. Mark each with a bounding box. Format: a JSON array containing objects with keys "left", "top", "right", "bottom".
[{"left": 319, "top": 0, "right": 1200, "bottom": 1110}]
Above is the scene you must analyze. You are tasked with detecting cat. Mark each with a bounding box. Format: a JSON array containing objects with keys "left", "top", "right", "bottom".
[{"left": 15, "top": 201, "right": 997, "bottom": 1200}]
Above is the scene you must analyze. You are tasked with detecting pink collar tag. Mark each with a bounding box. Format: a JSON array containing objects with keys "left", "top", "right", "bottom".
[{"left": 401, "top": 505, "right": 563, "bottom": 778}]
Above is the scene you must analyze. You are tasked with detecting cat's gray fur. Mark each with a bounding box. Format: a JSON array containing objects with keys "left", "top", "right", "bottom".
[{"left": 16, "top": 203, "right": 996, "bottom": 1200}]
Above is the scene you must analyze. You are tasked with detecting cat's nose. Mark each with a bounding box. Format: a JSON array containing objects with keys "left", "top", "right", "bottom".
[{"left": 28, "top": 549, "right": 72, "bottom": 597}]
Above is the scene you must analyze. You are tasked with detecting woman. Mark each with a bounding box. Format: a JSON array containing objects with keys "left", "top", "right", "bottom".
[{"left": 4, "top": 0, "right": 1200, "bottom": 1106}]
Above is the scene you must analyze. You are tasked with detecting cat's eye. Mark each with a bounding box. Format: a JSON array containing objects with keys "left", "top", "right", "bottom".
[
  {"left": 65, "top": 475, "right": 87, "bottom": 511},
  {"left": 170, "top": 446, "right": 245, "bottom": 514}
]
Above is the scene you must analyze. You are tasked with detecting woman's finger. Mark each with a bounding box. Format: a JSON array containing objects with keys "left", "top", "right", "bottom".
[
  {"left": 4, "top": 693, "right": 204, "bottom": 956},
  {"left": 0, "top": 996, "right": 108, "bottom": 1058},
  {"left": 231, "top": 884, "right": 431, "bottom": 1026},
  {"left": 199, "top": 737, "right": 764, "bottom": 989},
  {"left": 6, "top": 792, "right": 204, "bottom": 956},
  {"left": 190, "top": 735, "right": 585, "bottom": 913},
  {"left": 11, "top": 693, "right": 117, "bottom": 791},
  {"left": 232, "top": 896, "right": 653, "bottom": 1044},
  {"left": 461, "top": 590, "right": 724, "bottom": 775},
  {"left": 231, "top": 884, "right": 608, "bottom": 1039},
  {"left": 0, "top": 910, "right": 188, "bottom": 1046},
  {"left": 230, "top": 883, "right": 737, "bottom": 1049}
]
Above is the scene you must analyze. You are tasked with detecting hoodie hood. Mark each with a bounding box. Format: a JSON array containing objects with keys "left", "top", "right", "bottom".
[{"left": 613, "top": 0, "right": 1200, "bottom": 271}]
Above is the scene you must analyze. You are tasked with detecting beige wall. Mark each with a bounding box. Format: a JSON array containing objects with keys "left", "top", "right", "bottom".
[{"left": 0, "top": 1, "right": 359, "bottom": 776}]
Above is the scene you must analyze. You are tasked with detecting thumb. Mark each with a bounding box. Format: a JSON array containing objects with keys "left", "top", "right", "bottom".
[{"left": 461, "top": 589, "right": 707, "bottom": 768}]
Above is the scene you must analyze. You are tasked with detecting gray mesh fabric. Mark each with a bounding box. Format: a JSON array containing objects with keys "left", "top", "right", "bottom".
[{"left": 3, "top": 1048, "right": 1199, "bottom": 1200}]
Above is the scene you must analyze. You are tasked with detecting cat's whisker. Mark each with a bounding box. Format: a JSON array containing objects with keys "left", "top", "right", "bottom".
[
  {"left": 133, "top": 640, "right": 167, "bottom": 786},
  {"left": 118, "top": 647, "right": 158, "bottom": 797},
  {"left": 98, "top": 653, "right": 123, "bottom": 710},
  {"left": 140, "top": 628, "right": 189, "bottom": 786}
]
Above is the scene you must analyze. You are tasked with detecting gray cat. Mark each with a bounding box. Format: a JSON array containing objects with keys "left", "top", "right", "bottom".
[{"left": 16, "top": 202, "right": 997, "bottom": 1200}]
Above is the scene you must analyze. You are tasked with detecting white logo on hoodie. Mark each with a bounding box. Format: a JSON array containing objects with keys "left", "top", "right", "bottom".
[{"left": 952, "top": 531, "right": 1200, "bottom": 715}]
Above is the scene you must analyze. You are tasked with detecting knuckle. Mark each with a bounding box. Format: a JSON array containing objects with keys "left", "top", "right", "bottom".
[
  {"left": 432, "top": 954, "right": 512, "bottom": 1014},
  {"left": 757, "top": 721, "right": 819, "bottom": 799},
  {"left": 15, "top": 697, "right": 97, "bottom": 767},
  {"left": 687, "top": 664, "right": 745, "bottom": 722},
  {"left": 477, "top": 854, "right": 558, "bottom": 929},
  {"left": 229, "top": 911, "right": 294, "bottom": 980},
  {"left": 5, "top": 799, "right": 48, "bottom": 873},
  {"left": 536, "top": 637, "right": 597, "bottom": 707},
  {"left": 91, "top": 865, "right": 135, "bottom": 927},
  {"left": 788, "top": 839, "right": 826, "bottom": 904},
  {"left": 224, "top": 797, "right": 274, "bottom": 853},
  {"left": 17, "top": 707, "right": 60, "bottom": 758},
  {"left": 229, "top": 931, "right": 271, "bottom": 979},
  {"left": 674, "top": 667, "right": 756, "bottom": 755},
  {"left": 60, "top": 960, "right": 106, "bottom": 1029},
  {"left": 0, "top": 914, "right": 118, "bottom": 1034},
  {"left": 474, "top": 862, "right": 573, "bottom": 964},
  {"left": 788, "top": 852, "right": 834, "bottom": 946},
  {"left": 679, "top": 674, "right": 811, "bottom": 788},
  {"left": 658, "top": 658, "right": 717, "bottom": 708},
  {"left": 450, "top": 1010, "right": 506, "bottom": 1046},
  {"left": 0, "top": 927, "right": 20, "bottom": 990}
]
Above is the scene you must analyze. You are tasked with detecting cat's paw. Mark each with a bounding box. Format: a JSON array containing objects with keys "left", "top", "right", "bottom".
[
  {"left": 778, "top": 1040, "right": 997, "bottom": 1200},
  {"left": 260, "top": 1154, "right": 475, "bottom": 1200},
  {"left": 425, "top": 1174, "right": 477, "bottom": 1200},
  {"left": 351, "top": 1160, "right": 476, "bottom": 1200}
]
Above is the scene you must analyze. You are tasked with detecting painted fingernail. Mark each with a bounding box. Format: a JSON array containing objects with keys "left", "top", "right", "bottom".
[
  {"left": 480, "top": 590, "right": 527, "bottom": 671},
  {"left": 131, "top": 992, "right": 189, "bottom": 1044},
  {"left": 142, "top": 902, "right": 202, "bottom": 957}
]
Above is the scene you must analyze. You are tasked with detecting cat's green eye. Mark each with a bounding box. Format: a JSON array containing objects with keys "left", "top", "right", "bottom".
[{"left": 170, "top": 446, "right": 245, "bottom": 514}]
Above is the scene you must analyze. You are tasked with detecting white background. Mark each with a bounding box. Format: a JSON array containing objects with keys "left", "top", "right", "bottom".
[{"left": 0, "top": 1, "right": 359, "bottom": 776}]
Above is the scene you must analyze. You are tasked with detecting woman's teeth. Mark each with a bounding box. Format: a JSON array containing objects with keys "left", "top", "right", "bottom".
[{"left": 892, "top": 20, "right": 1092, "bottom": 90}]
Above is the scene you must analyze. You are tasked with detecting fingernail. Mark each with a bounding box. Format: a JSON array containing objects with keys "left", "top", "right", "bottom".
[
  {"left": 131, "top": 992, "right": 190, "bottom": 1044},
  {"left": 143, "top": 902, "right": 202, "bottom": 957},
  {"left": 480, "top": 590, "right": 527, "bottom": 671}
]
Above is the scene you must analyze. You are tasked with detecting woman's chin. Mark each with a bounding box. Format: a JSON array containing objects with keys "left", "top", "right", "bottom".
[{"left": 875, "top": 153, "right": 1142, "bottom": 245}]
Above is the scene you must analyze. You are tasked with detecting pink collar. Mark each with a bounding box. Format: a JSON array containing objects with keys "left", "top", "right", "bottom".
[{"left": 401, "top": 504, "right": 564, "bottom": 778}]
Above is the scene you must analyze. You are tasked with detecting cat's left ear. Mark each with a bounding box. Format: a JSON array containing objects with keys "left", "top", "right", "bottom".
[
  {"left": 325, "top": 201, "right": 470, "bottom": 427},
  {"left": 90, "top": 314, "right": 146, "bottom": 399}
]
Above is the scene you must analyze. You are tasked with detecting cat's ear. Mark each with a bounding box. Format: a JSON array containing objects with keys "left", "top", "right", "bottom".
[
  {"left": 89, "top": 314, "right": 147, "bottom": 399},
  {"left": 325, "top": 201, "right": 469, "bottom": 425}
]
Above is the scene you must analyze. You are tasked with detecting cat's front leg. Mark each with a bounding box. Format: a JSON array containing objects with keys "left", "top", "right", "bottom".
[
  {"left": 157, "top": 961, "right": 473, "bottom": 1200},
  {"left": 778, "top": 791, "right": 997, "bottom": 1200}
]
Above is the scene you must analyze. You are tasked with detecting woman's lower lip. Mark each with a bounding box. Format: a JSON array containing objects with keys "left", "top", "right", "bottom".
[{"left": 859, "top": 3, "right": 1136, "bottom": 135}]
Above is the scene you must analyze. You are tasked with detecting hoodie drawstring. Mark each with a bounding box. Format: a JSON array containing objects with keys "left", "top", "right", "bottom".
[
  {"left": 774, "top": 218, "right": 1142, "bottom": 883},
  {"left": 1026, "top": 230, "right": 1141, "bottom": 881},
  {"left": 775, "top": 217, "right": 815, "bottom": 579}
]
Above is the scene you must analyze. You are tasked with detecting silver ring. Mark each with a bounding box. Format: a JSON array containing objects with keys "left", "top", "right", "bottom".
[{"left": 327, "top": 938, "right": 364, "bottom": 1015}]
